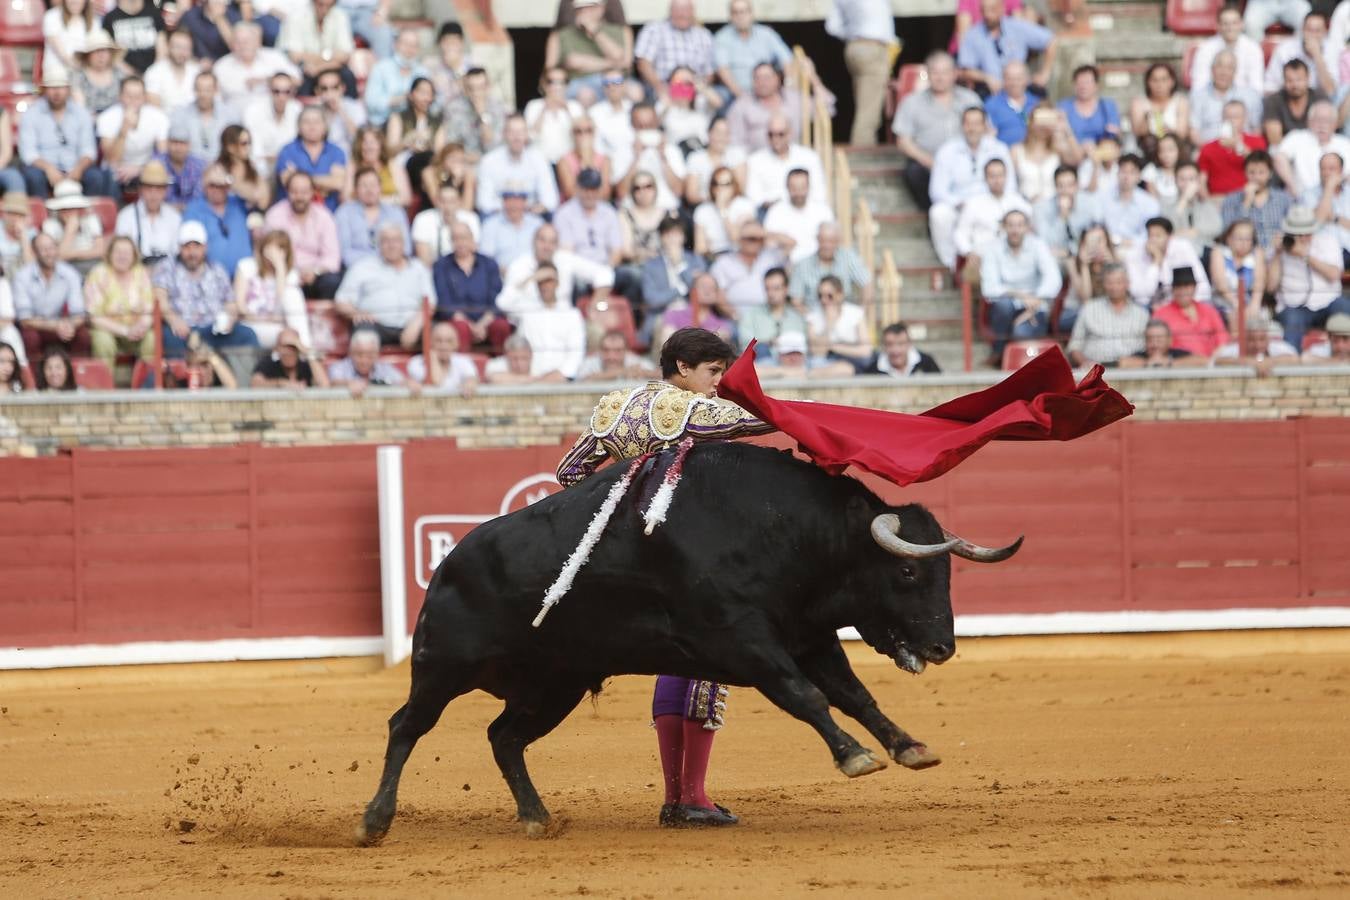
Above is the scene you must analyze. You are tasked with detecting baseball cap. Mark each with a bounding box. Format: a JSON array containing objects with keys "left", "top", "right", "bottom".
[
  {"left": 577, "top": 167, "right": 602, "bottom": 190},
  {"left": 775, "top": 332, "right": 808, "bottom": 356},
  {"left": 178, "top": 220, "right": 208, "bottom": 245}
]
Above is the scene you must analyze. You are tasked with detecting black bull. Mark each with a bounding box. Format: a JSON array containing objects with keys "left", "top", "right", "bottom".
[{"left": 359, "top": 442, "right": 1020, "bottom": 843}]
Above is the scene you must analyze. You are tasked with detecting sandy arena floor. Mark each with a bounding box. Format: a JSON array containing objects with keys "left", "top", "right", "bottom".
[{"left": 2, "top": 633, "right": 1349, "bottom": 898}]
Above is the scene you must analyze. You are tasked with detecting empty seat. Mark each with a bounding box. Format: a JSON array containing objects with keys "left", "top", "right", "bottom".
[
  {"left": 1165, "top": 0, "right": 1221, "bottom": 35},
  {"left": 71, "top": 357, "right": 115, "bottom": 390},
  {"left": 577, "top": 294, "right": 639, "bottom": 352},
  {"left": 885, "top": 64, "right": 928, "bottom": 122},
  {"left": 0, "top": 0, "right": 44, "bottom": 47},
  {"left": 1002, "top": 339, "right": 1062, "bottom": 371}
]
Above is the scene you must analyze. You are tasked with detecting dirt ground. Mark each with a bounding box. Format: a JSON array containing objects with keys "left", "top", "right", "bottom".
[{"left": 3, "top": 632, "right": 1349, "bottom": 899}]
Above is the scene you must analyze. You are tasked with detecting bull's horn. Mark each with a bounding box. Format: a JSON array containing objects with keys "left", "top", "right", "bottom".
[
  {"left": 870, "top": 514, "right": 961, "bottom": 559},
  {"left": 942, "top": 530, "right": 1024, "bottom": 563}
]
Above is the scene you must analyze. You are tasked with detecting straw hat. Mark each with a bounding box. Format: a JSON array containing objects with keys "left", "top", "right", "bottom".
[
  {"left": 45, "top": 180, "right": 92, "bottom": 212},
  {"left": 75, "top": 29, "right": 125, "bottom": 63},
  {"left": 1280, "top": 206, "right": 1319, "bottom": 236},
  {"left": 139, "top": 160, "right": 173, "bottom": 187}
]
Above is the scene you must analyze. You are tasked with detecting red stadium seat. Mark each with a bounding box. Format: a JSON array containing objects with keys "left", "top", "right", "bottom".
[
  {"left": 350, "top": 48, "right": 375, "bottom": 94},
  {"left": 0, "top": 47, "right": 22, "bottom": 84},
  {"left": 1, "top": 93, "right": 36, "bottom": 137},
  {"left": 90, "top": 197, "right": 117, "bottom": 235},
  {"left": 885, "top": 64, "right": 928, "bottom": 121},
  {"left": 1180, "top": 42, "right": 1199, "bottom": 89},
  {"left": 1165, "top": 0, "right": 1220, "bottom": 35},
  {"left": 1261, "top": 36, "right": 1283, "bottom": 65},
  {"left": 1001, "top": 339, "right": 1062, "bottom": 371},
  {"left": 1302, "top": 330, "right": 1327, "bottom": 351},
  {"left": 130, "top": 358, "right": 190, "bottom": 389},
  {"left": 576, "top": 294, "right": 639, "bottom": 351},
  {"left": 0, "top": 0, "right": 45, "bottom": 46},
  {"left": 71, "top": 358, "right": 115, "bottom": 390},
  {"left": 307, "top": 301, "right": 352, "bottom": 359},
  {"left": 26, "top": 196, "right": 45, "bottom": 229}
]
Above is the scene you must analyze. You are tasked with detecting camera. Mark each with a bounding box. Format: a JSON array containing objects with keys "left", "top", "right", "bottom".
[{"left": 1282, "top": 233, "right": 1296, "bottom": 251}]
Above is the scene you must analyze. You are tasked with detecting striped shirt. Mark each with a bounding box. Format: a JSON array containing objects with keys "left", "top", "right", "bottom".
[
  {"left": 1066, "top": 298, "right": 1149, "bottom": 363},
  {"left": 789, "top": 247, "right": 873, "bottom": 308},
  {"left": 634, "top": 19, "right": 716, "bottom": 81},
  {"left": 1220, "top": 187, "right": 1292, "bottom": 251}
]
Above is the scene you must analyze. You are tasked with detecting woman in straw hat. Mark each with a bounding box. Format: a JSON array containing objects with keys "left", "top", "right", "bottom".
[
  {"left": 43, "top": 180, "right": 107, "bottom": 277},
  {"left": 72, "top": 29, "right": 126, "bottom": 116}
]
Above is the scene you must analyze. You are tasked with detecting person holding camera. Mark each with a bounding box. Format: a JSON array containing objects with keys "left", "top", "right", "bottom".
[{"left": 1267, "top": 205, "right": 1350, "bottom": 349}]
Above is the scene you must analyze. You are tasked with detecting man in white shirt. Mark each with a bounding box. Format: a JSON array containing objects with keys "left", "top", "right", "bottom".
[
  {"left": 474, "top": 114, "right": 560, "bottom": 218},
  {"left": 114, "top": 159, "right": 181, "bottom": 264},
  {"left": 953, "top": 157, "right": 1030, "bottom": 287},
  {"left": 1273, "top": 100, "right": 1350, "bottom": 201},
  {"left": 745, "top": 113, "right": 827, "bottom": 210},
  {"left": 516, "top": 263, "right": 588, "bottom": 380},
  {"left": 497, "top": 224, "right": 614, "bottom": 317},
  {"left": 762, "top": 168, "right": 835, "bottom": 263},
  {"left": 97, "top": 76, "right": 170, "bottom": 188},
  {"left": 1263, "top": 11, "right": 1337, "bottom": 95},
  {"left": 406, "top": 321, "right": 480, "bottom": 395},
  {"left": 1190, "top": 3, "right": 1266, "bottom": 95},
  {"left": 928, "top": 105, "right": 1015, "bottom": 270},
  {"left": 243, "top": 72, "right": 302, "bottom": 179},
  {"left": 214, "top": 21, "right": 302, "bottom": 110},
  {"left": 588, "top": 68, "right": 635, "bottom": 158},
  {"left": 609, "top": 103, "right": 687, "bottom": 213},
  {"left": 281, "top": 0, "right": 356, "bottom": 96},
  {"left": 412, "top": 181, "right": 481, "bottom": 265},
  {"left": 145, "top": 29, "right": 200, "bottom": 111}
]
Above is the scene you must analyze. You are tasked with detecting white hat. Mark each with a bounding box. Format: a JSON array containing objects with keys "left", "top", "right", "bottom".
[
  {"left": 775, "top": 331, "right": 808, "bottom": 356},
  {"left": 178, "top": 220, "right": 208, "bottom": 245},
  {"left": 45, "top": 180, "right": 92, "bottom": 211}
]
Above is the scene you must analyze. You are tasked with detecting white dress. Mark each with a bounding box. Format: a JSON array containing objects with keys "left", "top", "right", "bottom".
[{"left": 1012, "top": 147, "right": 1060, "bottom": 205}]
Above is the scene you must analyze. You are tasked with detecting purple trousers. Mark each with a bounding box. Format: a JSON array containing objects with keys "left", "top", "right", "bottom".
[{"left": 652, "top": 675, "right": 728, "bottom": 729}]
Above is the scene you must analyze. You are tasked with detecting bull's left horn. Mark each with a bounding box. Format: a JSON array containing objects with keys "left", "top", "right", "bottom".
[
  {"left": 870, "top": 514, "right": 961, "bottom": 559},
  {"left": 942, "top": 530, "right": 1024, "bottom": 563}
]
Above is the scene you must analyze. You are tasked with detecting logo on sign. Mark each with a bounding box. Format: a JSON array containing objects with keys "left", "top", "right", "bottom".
[{"left": 413, "top": 473, "right": 562, "bottom": 589}]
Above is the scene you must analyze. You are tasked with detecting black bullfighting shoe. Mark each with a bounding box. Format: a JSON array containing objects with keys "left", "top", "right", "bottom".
[
  {"left": 671, "top": 803, "right": 739, "bottom": 827},
  {"left": 658, "top": 803, "right": 680, "bottom": 827}
]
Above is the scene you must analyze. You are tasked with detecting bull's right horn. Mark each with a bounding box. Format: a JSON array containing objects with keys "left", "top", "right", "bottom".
[{"left": 870, "top": 514, "right": 961, "bottom": 559}]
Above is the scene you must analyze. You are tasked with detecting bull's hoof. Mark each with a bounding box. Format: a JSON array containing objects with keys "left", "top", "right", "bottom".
[
  {"left": 522, "top": 815, "right": 567, "bottom": 839},
  {"left": 894, "top": 743, "right": 942, "bottom": 770},
  {"left": 837, "top": 749, "right": 888, "bottom": 778},
  {"left": 355, "top": 819, "right": 387, "bottom": 847}
]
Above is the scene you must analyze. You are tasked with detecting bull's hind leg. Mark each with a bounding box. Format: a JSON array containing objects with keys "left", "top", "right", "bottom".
[
  {"left": 358, "top": 664, "right": 471, "bottom": 846},
  {"left": 487, "top": 681, "right": 588, "bottom": 836}
]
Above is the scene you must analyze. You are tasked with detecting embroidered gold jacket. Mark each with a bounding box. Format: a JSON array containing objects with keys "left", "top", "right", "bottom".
[{"left": 556, "top": 381, "right": 773, "bottom": 486}]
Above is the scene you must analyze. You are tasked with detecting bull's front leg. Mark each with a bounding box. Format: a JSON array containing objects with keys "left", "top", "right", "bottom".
[{"left": 798, "top": 639, "right": 941, "bottom": 770}]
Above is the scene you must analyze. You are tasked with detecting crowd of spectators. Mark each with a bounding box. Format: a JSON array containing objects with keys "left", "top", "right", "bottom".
[{"left": 893, "top": 0, "right": 1350, "bottom": 370}]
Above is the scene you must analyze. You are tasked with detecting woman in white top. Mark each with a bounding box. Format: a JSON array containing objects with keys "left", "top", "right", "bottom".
[
  {"left": 42, "top": 0, "right": 97, "bottom": 78},
  {"left": 659, "top": 66, "right": 713, "bottom": 151},
  {"left": 692, "top": 165, "right": 755, "bottom": 257},
  {"left": 683, "top": 117, "right": 747, "bottom": 206},
  {"left": 233, "top": 230, "right": 312, "bottom": 350},
  {"left": 1142, "top": 131, "right": 1182, "bottom": 206},
  {"left": 805, "top": 275, "right": 872, "bottom": 370},
  {"left": 523, "top": 67, "right": 584, "bottom": 165}
]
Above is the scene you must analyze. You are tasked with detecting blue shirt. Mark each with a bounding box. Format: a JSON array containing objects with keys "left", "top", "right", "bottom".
[
  {"left": 183, "top": 194, "right": 252, "bottom": 277},
  {"left": 1057, "top": 97, "right": 1120, "bottom": 144},
  {"left": 979, "top": 234, "right": 1062, "bottom": 302},
  {"left": 154, "top": 152, "right": 207, "bottom": 207},
  {"left": 956, "top": 17, "right": 1054, "bottom": 80},
  {"left": 479, "top": 212, "right": 544, "bottom": 272},
  {"left": 274, "top": 139, "right": 348, "bottom": 210},
  {"left": 17, "top": 98, "right": 98, "bottom": 173},
  {"left": 985, "top": 91, "right": 1032, "bottom": 146},
  {"left": 1100, "top": 187, "right": 1161, "bottom": 245},
  {"left": 432, "top": 252, "right": 503, "bottom": 320},
  {"left": 333, "top": 200, "right": 413, "bottom": 268},
  {"left": 712, "top": 23, "right": 793, "bottom": 95},
  {"left": 363, "top": 55, "right": 429, "bottom": 126}
]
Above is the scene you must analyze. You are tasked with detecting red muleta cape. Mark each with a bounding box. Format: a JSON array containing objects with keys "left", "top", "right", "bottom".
[{"left": 717, "top": 343, "right": 1134, "bottom": 487}]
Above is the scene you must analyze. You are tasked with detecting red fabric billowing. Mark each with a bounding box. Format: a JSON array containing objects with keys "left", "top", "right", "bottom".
[{"left": 717, "top": 343, "right": 1134, "bottom": 487}]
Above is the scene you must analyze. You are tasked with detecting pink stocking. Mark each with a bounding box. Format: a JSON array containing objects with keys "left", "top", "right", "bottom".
[
  {"left": 653, "top": 715, "right": 685, "bottom": 806},
  {"left": 679, "top": 719, "right": 717, "bottom": 810}
]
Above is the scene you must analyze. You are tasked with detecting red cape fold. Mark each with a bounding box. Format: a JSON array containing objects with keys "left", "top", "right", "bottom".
[{"left": 717, "top": 342, "right": 1135, "bottom": 486}]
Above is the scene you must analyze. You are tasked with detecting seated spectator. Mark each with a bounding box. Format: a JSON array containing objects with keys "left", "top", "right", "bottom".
[
  {"left": 163, "top": 333, "right": 239, "bottom": 389},
  {"left": 865, "top": 322, "right": 942, "bottom": 376},
  {"left": 14, "top": 233, "right": 90, "bottom": 361},
  {"left": 178, "top": 0, "right": 246, "bottom": 65},
  {"left": 1151, "top": 267, "right": 1229, "bottom": 357},
  {"left": 86, "top": 235, "right": 157, "bottom": 372},
  {"left": 264, "top": 170, "right": 342, "bottom": 298},
  {"left": 214, "top": 21, "right": 300, "bottom": 111},
  {"left": 1213, "top": 311, "right": 1300, "bottom": 374},
  {"left": 558, "top": 117, "right": 613, "bottom": 202},
  {"left": 515, "top": 264, "right": 588, "bottom": 380},
  {"left": 1065, "top": 223, "right": 1117, "bottom": 317},
  {"left": 1302, "top": 311, "right": 1350, "bottom": 362},
  {"left": 589, "top": 68, "right": 636, "bottom": 161},
  {"left": 1197, "top": 100, "right": 1268, "bottom": 198},
  {"left": 115, "top": 160, "right": 181, "bottom": 265},
  {"left": 1080, "top": 133, "right": 1121, "bottom": 204},
  {"left": 70, "top": 29, "right": 123, "bottom": 117},
  {"left": 483, "top": 334, "right": 569, "bottom": 385},
  {"left": 656, "top": 272, "right": 734, "bottom": 346},
  {"left": 1117, "top": 318, "right": 1204, "bottom": 368},
  {"left": 1128, "top": 62, "right": 1189, "bottom": 156},
  {"left": 1142, "top": 132, "right": 1182, "bottom": 206},
  {"left": 103, "top": 0, "right": 167, "bottom": 76},
  {"left": 365, "top": 29, "right": 429, "bottom": 128},
  {"left": 1124, "top": 216, "right": 1211, "bottom": 307},
  {"left": 661, "top": 66, "right": 719, "bottom": 150},
  {"left": 684, "top": 117, "right": 747, "bottom": 206},
  {"left": 386, "top": 78, "right": 442, "bottom": 198},
  {"left": 1011, "top": 103, "right": 1080, "bottom": 206},
  {"left": 145, "top": 28, "right": 199, "bottom": 110},
  {"left": 406, "top": 321, "right": 480, "bottom": 395},
  {"left": 42, "top": 0, "right": 97, "bottom": 80},
  {"left": 335, "top": 168, "right": 412, "bottom": 268},
  {"left": 0, "top": 342, "right": 23, "bottom": 393},
  {"left": 184, "top": 164, "right": 254, "bottom": 277},
  {"left": 1263, "top": 11, "right": 1335, "bottom": 95},
  {"left": 756, "top": 330, "right": 854, "bottom": 379},
  {"left": 1065, "top": 263, "right": 1148, "bottom": 366},
  {"left": 789, "top": 222, "right": 873, "bottom": 310},
  {"left": 709, "top": 220, "right": 785, "bottom": 311},
  {"left": 441, "top": 68, "right": 508, "bottom": 161},
  {"left": 621, "top": 170, "right": 673, "bottom": 280},
  {"left": 715, "top": 0, "right": 793, "bottom": 104},
  {"left": 725, "top": 62, "right": 799, "bottom": 153},
  {"left": 421, "top": 142, "right": 477, "bottom": 213},
  {"left": 545, "top": 0, "right": 634, "bottom": 105},
  {"left": 892, "top": 50, "right": 982, "bottom": 209},
  {"left": 1057, "top": 65, "right": 1119, "bottom": 149},
  {"left": 171, "top": 71, "right": 240, "bottom": 164},
  {"left": 19, "top": 73, "right": 116, "bottom": 199},
  {"left": 275, "top": 106, "right": 348, "bottom": 211},
  {"left": 1190, "top": 4, "right": 1264, "bottom": 95},
  {"left": 311, "top": 70, "right": 368, "bottom": 165},
  {"left": 43, "top": 181, "right": 107, "bottom": 277},
  {"left": 555, "top": 168, "right": 624, "bottom": 268},
  {"left": 640, "top": 215, "right": 707, "bottom": 325},
  {"left": 578, "top": 328, "right": 660, "bottom": 380},
  {"left": 413, "top": 181, "right": 482, "bottom": 265},
  {"left": 928, "top": 106, "right": 1015, "bottom": 270},
  {"left": 480, "top": 187, "right": 546, "bottom": 272},
  {"left": 526, "top": 67, "right": 587, "bottom": 166},
  {"left": 1309, "top": 152, "right": 1350, "bottom": 244},
  {"left": 251, "top": 327, "right": 330, "bottom": 388},
  {"left": 1101, "top": 153, "right": 1160, "bottom": 248},
  {"left": 633, "top": 0, "right": 716, "bottom": 101},
  {"left": 957, "top": 0, "right": 1057, "bottom": 98},
  {"left": 763, "top": 168, "right": 835, "bottom": 264},
  {"left": 745, "top": 114, "right": 828, "bottom": 210},
  {"left": 981, "top": 208, "right": 1061, "bottom": 356},
  {"left": 282, "top": 0, "right": 356, "bottom": 98},
  {"left": 155, "top": 222, "right": 261, "bottom": 359},
  {"left": 431, "top": 222, "right": 511, "bottom": 352},
  {"left": 155, "top": 125, "right": 207, "bottom": 208},
  {"left": 243, "top": 72, "right": 302, "bottom": 182},
  {"left": 986, "top": 61, "right": 1035, "bottom": 147},
  {"left": 475, "top": 115, "right": 561, "bottom": 218},
  {"left": 327, "top": 327, "right": 413, "bottom": 395},
  {"left": 805, "top": 276, "right": 873, "bottom": 372},
  {"left": 233, "top": 230, "right": 311, "bottom": 350},
  {"left": 1274, "top": 102, "right": 1350, "bottom": 204},
  {"left": 693, "top": 165, "right": 756, "bottom": 256},
  {"left": 737, "top": 266, "right": 805, "bottom": 355},
  {"left": 0, "top": 193, "right": 36, "bottom": 274},
  {"left": 1191, "top": 50, "right": 1262, "bottom": 145},
  {"left": 1032, "top": 164, "right": 1100, "bottom": 260},
  {"left": 1208, "top": 219, "right": 1267, "bottom": 321},
  {"left": 36, "top": 347, "right": 77, "bottom": 391},
  {"left": 335, "top": 223, "right": 434, "bottom": 349},
  {"left": 953, "top": 158, "right": 1031, "bottom": 289},
  {"left": 612, "top": 104, "right": 687, "bottom": 212},
  {"left": 1220, "top": 150, "right": 1293, "bottom": 251},
  {"left": 1267, "top": 205, "right": 1350, "bottom": 348},
  {"left": 338, "top": 0, "right": 393, "bottom": 64},
  {"left": 1263, "top": 59, "right": 1326, "bottom": 146},
  {"left": 498, "top": 224, "right": 615, "bottom": 316},
  {"left": 1164, "top": 162, "right": 1224, "bottom": 257}
]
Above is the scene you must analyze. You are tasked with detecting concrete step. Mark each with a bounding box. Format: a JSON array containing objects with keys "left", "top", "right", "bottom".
[
  {"left": 877, "top": 235, "right": 942, "bottom": 268},
  {"left": 1084, "top": 1, "right": 1164, "bottom": 32},
  {"left": 873, "top": 212, "right": 929, "bottom": 244},
  {"left": 1091, "top": 32, "right": 1185, "bottom": 62}
]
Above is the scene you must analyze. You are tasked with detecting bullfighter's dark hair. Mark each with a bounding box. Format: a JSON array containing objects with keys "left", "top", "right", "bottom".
[{"left": 660, "top": 328, "right": 736, "bottom": 378}]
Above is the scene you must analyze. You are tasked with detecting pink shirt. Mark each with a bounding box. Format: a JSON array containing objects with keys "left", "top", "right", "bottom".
[
  {"left": 263, "top": 202, "right": 341, "bottom": 274},
  {"left": 1153, "top": 299, "right": 1229, "bottom": 358}
]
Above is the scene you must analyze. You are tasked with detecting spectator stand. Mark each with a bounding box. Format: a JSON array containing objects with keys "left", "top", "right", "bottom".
[{"left": 0, "top": 0, "right": 43, "bottom": 47}]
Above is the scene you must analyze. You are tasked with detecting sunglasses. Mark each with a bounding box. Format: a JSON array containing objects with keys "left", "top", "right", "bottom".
[
  {"left": 634, "top": 182, "right": 655, "bottom": 190},
  {"left": 767, "top": 130, "right": 788, "bottom": 137}
]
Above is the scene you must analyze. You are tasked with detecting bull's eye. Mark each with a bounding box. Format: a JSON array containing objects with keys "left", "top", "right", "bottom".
[{"left": 900, "top": 564, "right": 917, "bottom": 581}]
